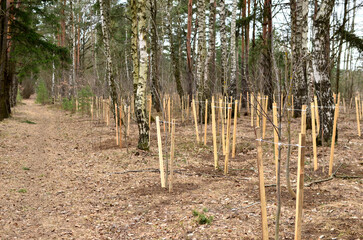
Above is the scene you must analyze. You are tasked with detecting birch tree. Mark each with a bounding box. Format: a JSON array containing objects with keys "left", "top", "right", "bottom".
[
  {"left": 312, "top": 0, "right": 335, "bottom": 144},
  {"left": 132, "top": 0, "right": 149, "bottom": 150},
  {"left": 291, "top": 0, "right": 309, "bottom": 117},
  {"left": 228, "top": 0, "right": 237, "bottom": 100},
  {"left": 196, "top": 0, "right": 206, "bottom": 106},
  {"left": 220, "top": 0, "right": 227, "bottom": 95},
  {"left": 99, "top": 0, "right": 118, "bottom": 109}
]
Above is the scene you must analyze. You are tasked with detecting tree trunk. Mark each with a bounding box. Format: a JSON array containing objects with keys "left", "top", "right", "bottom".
[
  {"left": 134, "top": 0, "right": 149, "bottom": 150},
  {"left": 0, "top": 0, "right": 10, "bottom": 121},
  {"left": 261, "top": 0, "right": 272, "bottom": 107},
  {"left": 219, "top": 0, "right": 227, "bottom": 95},
  {"left": 208, "top": 0, "right": 216, "bottom": 94},
  {"left": 196, "top": 0, "right": 206, "bottom": 119},
  {"left": 186, "top": 0, "right": 193, "bottom": 103},
  {"left": 312, "top": 0, "right": 335, "bottom": 144},
  {"left": 100, "top": 0, "right": 118, "bottom": 112},
  {"left": 291, "top": 0, "right": 309, "bottom": 117},
  {"left": 150, "top": 0, "right": 161, "bottom": 112},
  {"left": 167, "top": 0, "right": 184, "bottom": 101},
  {"left": 228, "top": 0, "right": 237, "bottom": 101}
]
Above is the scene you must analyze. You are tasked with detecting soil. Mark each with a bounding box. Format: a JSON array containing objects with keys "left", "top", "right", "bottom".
[{"left": 0, "top": 97, "right": 362, "bottom": 239}]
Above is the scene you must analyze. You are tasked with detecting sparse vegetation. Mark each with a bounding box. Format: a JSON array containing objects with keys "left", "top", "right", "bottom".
[{"left": 192, "top": 208, "right": 214, "bottom": 225}]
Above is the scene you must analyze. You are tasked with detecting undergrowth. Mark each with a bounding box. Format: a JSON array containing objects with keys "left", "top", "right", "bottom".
[{"left": 192, "top": 208, "right": 214, "bottom": 225}]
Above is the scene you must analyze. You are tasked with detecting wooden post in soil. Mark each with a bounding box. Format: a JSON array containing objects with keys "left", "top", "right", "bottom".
[
  {"left": 156, "top": 116, "right": 166, "bottom": 188},
  {"left": 127, "top": 105, "right": 131, "bottom": 136},
  {"left": 148, "top": 95, "right": 152, "bottom": 141},
  {"left": 232, "top": 100, "right": 238, "bottom": 158},
  {"left": 333, "top": 93, "right": 336, "bottom": 104},
  {"left": 247, "top": 92, "right": 250, "bottom": 115},
  {"left": 281, "top": 92, "right": 283, "bottom": 111},
  {"left": 255, "top": 127, "right": 269, "bottom": 240},
  {"left": 168, "top": 97, "right": 171, "bottom": 133},
  {"left": 294, "top": 133, "right": 306, "bottom": 240},
  {"left": 91, "top": 98, "right": 94, "bottom": 121},
  {"left": 212, "top": 97, "right": 218, "bottom": 169},
  {"left": 115, "top": 103, "right": 119, "bottom": 145},
  {"left": 224, "top": 103, "right": 232, "bottom": 175},
  {"left": 187, "top": 95, "right": 190, "bottom": 120},
  {"left": 251, "top": 93, "right": 254, "bottom": 126},
  {"left": 256, "top": 94, "right": 261, "bottom": 127},
  {"left": 192, "top": 99, "right": 200, "bottom": 142},
  {"left": 355, "top": 97, "right": 361, "bottom": 137},
  {"left": 262, "top": 96, "right": 268, "bottom": 139},
  {"left": 291, "top": 95, "right": 294, "bottom": 117},
  {"left": 329, "top": 103, "right": 339, "bottom": 176},
  {"left": 314, "top": 96, "right": 320, "bottom": 134},
  {"left": 181, "top": 96, "right": 184, "bottom": 123},
  {"left": 311, "top": 103, "right": 318, "bottom": 171},
  {"left": 239, "top": 93, "right": 242, "bottom": 112},
  {"left": 119, "top": 105, "right": 122, "bottom": 148},
  {"left": 204, "top": 99, "right": 208, "bottom": 145},
  {"left": 343, "top": 98, "right": 346, "bottom": 113},
  {"left": 220, "top": 98, "right": 226, "bottom": 155},
  {"left": 301, "top": 105, "right": 307, "bottom": 134},
  {"left": 169, "top": 119, "right": 175, "bottom": 193},
  {"left": 273, "top": 103, "right": 278, "bottom": 180}
]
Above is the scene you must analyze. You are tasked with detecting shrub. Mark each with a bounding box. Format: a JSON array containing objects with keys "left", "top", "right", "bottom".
[
  {"left": 35, "top": 80, "right": 49, "bottom": 104},
  {"left": 192, "top": 209, "right": 213, "bottom": 225},
  {"left": 62, "top": 97, "right": 75, "bottom": 112},
  {"left": 77, "top": 86, "right": 93, "bottom": 115}
]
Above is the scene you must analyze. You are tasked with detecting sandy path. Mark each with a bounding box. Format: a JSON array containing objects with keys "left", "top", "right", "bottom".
[{"left": 0, "top": 98, "right": 119, "bottom": 239}]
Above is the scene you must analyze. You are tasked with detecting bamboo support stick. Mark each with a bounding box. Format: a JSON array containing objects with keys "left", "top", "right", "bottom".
[
  {"left": 212, "top": 97, "right": 218, "bottom": 169},
  {"left": 192, "top": 99, "right": 200, "bottom": 142},
  {"left": 311, "top": 103, "right": 317, "bottom": 171},
  {"left": 329, "top": 103, "right": 339, "bottom": 176},
  {"left": 256, "top": 94, "right": 261, "bottom": 127},
  {"left": 168, "top": 97, "right": 171, "bottom": 132},
  {"left": 292, "top": 95, "right": 294, "bottom": 117},
  {"left": 224, "top": 103, "right": 232, "bottom": 175},
  {"left": 232, "top": 100, "right": 238, "bottom": 158},
  {"left": 239, "top": 93, "right": 242, "bottom": 112},
  {"left": 294, "top": 133, "right": 306, "bottom": 240},
  {"left": 156, "top": 116, "right": 165, "bottom": 188},
  {"left": 148, "top": 95, "right": 152, "bottom": 141},
  {"left": 255, "top": 127, "right": 269, "bottom": 240},
  {"left": 204, "top": 99, "right": 208, "bottom": 145}
]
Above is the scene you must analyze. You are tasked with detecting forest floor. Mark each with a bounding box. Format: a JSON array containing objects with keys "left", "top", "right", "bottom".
[{"left": 0, "top": 96, "right": 362, "bottom": 239}]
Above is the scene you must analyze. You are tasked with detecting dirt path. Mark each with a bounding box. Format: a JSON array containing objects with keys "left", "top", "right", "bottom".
[{"left": 0, "top": 97, "right": 362, "bottom": 239}]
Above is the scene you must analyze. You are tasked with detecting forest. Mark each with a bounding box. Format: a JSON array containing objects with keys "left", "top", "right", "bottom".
[{"left": 0, "top": 0, "right": 362, "bottom": 239}]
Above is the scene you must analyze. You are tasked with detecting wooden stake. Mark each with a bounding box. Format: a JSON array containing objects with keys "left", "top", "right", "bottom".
[
  {"left": 262, "top": 96, "right": 268, "bottom": 139},
  {"left": 239, "top": 93, "right": 242, "bottom": 112},
  {"left": 204, "top": 99, "right": 208, "bottom": 145},
  {"left": 256, "top": 94, "right": 261, "bottom": 127},
  {"left": 294, "top": 133, "right": 306, "bottom": 240},
  {"left": 127, "top": 105, "right": 131, "bottom": 136},
  {"left": 292, "top": 95, "right": 294, "bottom": 117},
  {"left": 355, "top": 97, "right": 361, "bottom": 137},
  {"left": 192, "top": 99, "right": 200, "bottom": 142},
  {"left": 156, "top": 116, "right": 166, "bottom": 188},
  {"left": 251, "top": 93, "right": 254, "bottom": 126},
  {"left": 272, "top": 103, "right": 278, "bottom": 180},
  {"left": 232, "top": 100, "right": 238, "bottom": 158},
  {"left": 329, "top": 103, "right": 339, "bottom": 176},
  {"left": 187, "top": 95, "right": 190, "bottom": 120},
  {"left": 247, "top": 92, "right": 250, "bottom": 114},
  {"left": 148, "top": 95, "right": 152, "bottom": 141},
  {"left": 115, "top": 103, "right": 119, "bottom": 145},
  {"left": 343, "top": 98, "right": 346, "bottom": 113},
  {"left": 181, "top": 96, "right": 184, "bottom": 123},
  {"left": 220, "top": 99, "right": 226, "bottom": 155},
  {"left": 314, "top": 96, "right": 320, "bottom": 134},
  {"left": 212, "top": 97, "right": 218, "bottom": 169},
  {"left": 301, "top": 105, "right": 307, "bottom": 134},
  {"left": 168, "top": 97, "right": 171, "bottom": 132},
  {"left": 119, "top": 104, "right": 122, "bottom": 148},
  {"left": 169, "top": 119, "right": 175, "bottom": 192},
  {"left": 333, "top": 93, "right": 336, "bottom": 104},
  {"left": 311, "top": 103, "right": 317, "bottom": 171},
  {"left": 255, "top": 127, "right": 269, "bottom": 240},
  {"left": 224, "top": 103, "right": 232, "bottom": 175}
]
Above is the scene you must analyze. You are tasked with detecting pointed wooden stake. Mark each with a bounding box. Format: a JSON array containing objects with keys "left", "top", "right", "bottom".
[
  {"left": 204, "top": 99, "right": 208, "bottom": 145},
  {"left": 329, "top": 103, "right": 339, "bottom": 176},
  {"left": 232, "top": 100, "right": 238, "bottom": 158},
  {"left": 311, "top": 103, "right": 317, "bottom": 171},
  {"left": 212, "top": 97, "right": 218, "bottom": 169},
  {"left": 192, "top": 99, "right": 200, "bottom": 142},
  {"left": 156, "top": 116, "right": 165, "bottom": 188}
]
